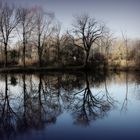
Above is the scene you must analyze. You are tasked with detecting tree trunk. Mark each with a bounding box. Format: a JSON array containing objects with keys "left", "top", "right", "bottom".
[
  {"left": 85, "top": 71, "right": 89, "bottom": 88},
  {"left": 57, "top": 44, "right": 60, "bottom": 66},
  {"left": 4, "top": 44, "right": 8, "bottom": 67},
  {"left": 5, "top": 74, "right": 8, "bottom": 98},
  {"left": 39, "top": 54, "right": 42, "bottom": 67},
  {"left": 23, "top": 44, "right": 26, "bottom": 67},
  {"left": 85, "top": 50, "right": 90, "bottom": 68},
  {"left": 38, "top": 49, "right": 42, "bottom": 67}
]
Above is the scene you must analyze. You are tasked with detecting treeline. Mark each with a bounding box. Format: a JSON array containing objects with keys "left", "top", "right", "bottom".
[{"left": 0, "top": 2, "right": 139, "bottom": 70}]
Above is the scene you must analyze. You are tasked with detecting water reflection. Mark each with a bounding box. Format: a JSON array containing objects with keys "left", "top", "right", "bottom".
[
  {"left": 71, "top": 72, "right": 114, "bottom": 126},
  {"left": 0, "top": 74, "right": 18, "bottom": 139},
  {"left": 0, "top": 72, "right": 139, "bottom": 140},
  {"left": 121, "top": 72, "right": 129, "bottom": 113}
]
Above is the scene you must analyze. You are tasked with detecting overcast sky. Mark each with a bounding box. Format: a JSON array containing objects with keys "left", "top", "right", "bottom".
[{"left": 5, "top": 0, "right": 140, "bottom": 39}]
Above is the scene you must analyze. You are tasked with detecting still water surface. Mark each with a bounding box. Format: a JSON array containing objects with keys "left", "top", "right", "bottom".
[{"left": 0, "top": 72, "right": 140, "bottom": 140}]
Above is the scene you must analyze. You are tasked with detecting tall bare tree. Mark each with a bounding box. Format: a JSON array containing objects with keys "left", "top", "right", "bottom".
[
  {"left": 122, "top": 31, "right": 129, "bottom": 69},
  {"left": 34, "top": 8, "right": 54, "bottom": 67},
  {"left": 18, "top": 7, "right": 34, "bottom": 67},
  {"left": 100, "top": 33, "right": 114, "bottom": 57},
  {"left": 52, "top": 22, "right": 70, "bottom": 66},
  {"left": 0, "top": 2, "right": 20, "bottom": 67},
  {"left": 72, "top": 14, "right": 105, "bottom": 68},
  {"left": 52, "top": 22, "right": 62, "bottom": 66}
]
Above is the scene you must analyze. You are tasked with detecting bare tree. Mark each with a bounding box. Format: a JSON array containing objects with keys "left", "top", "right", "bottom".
[
  {"left": 18, "top": 7, "right": 35, "bottom": 67},
  {"left": 52, "top": 22, "right": 62, "bottom": 66},
  {"left": 72, "top": 14, "right": 106, "bottom": 68},
  {"left": 122, "top": 31, "right": 129, "bottom": 69},
  {"left": 51, "top": 23, "right": 73, "bottom": 66},
  {"left": 99, "top": 33, "right": 114, "bottom": 58},
  {"left": 0, "top": 2, "right": 20, "bottom": 67},
  {"left": 34, "top": 8, "right": 54, "bottom": 67}
]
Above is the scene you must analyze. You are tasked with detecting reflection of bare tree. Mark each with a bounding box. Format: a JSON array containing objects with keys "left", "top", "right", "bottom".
[
  {"left": 71, "top": 72, "right": 114, "bottom": 126},
  {"left": 37, "top": 74, "right": 62, "bottom": 127},
  {"left": 17, "top": 74, "right": 30, "bottom": 131},
  {"left": 17, "top": 74, "right": 62, "bottom": 131},
  {"left": 133, "top": 72, "right": 140, "bottom": 100},
  {"left": 0, "top": 74, "right": 19, "bottom": 139},
  {"left": 59, "top": 73, "right": 85, "bottom": 109},
  {"left": 104, "top": 76, "right": 116, "bottom": 105},
  {"left": 121, "top": 72, "right": 129, "bottom": 112},
  {"left": 0, "top": 72, "right": 116, "bottom": 138}
]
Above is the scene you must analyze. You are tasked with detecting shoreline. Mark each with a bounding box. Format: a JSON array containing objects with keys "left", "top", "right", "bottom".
[
  {"left": 0, "top": 66, "right": 85, "bottom": 73},
  {"left": 0, "top": 66, "right": 139, "bottom": 73}
]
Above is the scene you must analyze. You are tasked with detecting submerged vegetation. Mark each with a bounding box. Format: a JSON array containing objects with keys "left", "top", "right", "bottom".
[{"left": 0, "top": 2, "right": 139, "bottom": 71}]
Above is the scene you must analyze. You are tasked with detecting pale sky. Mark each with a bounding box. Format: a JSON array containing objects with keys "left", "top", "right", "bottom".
[{"left": 4, "top": 0, "right": 140, "bottom": 39}]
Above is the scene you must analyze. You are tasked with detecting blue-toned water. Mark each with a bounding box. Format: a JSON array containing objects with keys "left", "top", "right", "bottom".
[{"left": 0, "top": 72, "right": 140, "bottom": 140}]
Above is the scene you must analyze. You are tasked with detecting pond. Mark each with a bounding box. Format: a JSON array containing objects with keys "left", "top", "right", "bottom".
[{"left": 0, "top": 71, "right": 140, "bottom": 140}]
